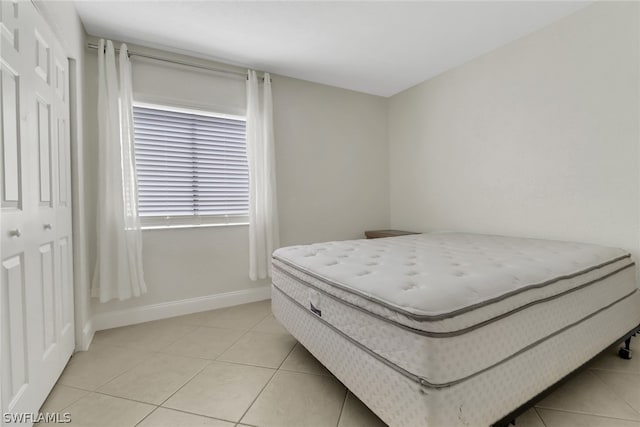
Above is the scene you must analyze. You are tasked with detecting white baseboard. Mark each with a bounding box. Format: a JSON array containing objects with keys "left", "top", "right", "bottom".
[
  {"left": 75, "top": 320, "right": 95, "bottom": 352},
  {"left": 92, "top": 286, "right": 271, "bottom": 332}
]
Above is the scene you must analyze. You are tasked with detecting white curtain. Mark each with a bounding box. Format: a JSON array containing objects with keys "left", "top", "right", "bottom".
[
  {"left": 91, "top": 40, "right": 147, "bottom": 302},
  {"left": 246, "top": 70, "right": 280, "bottom": 280}
]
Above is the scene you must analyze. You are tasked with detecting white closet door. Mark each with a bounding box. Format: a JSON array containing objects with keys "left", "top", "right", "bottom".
[{"left": 1, "top": 1, "right": 74, "bottom": 422}]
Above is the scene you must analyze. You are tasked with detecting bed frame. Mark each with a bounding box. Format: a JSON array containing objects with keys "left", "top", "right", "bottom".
[{"left": 493, "top": 324, "right": 640, "bottom": 427}]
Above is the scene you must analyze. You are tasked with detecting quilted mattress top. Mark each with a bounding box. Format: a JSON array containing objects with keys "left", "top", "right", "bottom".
[{"left": 272, "top": 232, "right": 633, "bottom": 319}]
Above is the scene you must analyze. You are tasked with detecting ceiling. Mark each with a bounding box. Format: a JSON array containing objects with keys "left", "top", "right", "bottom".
[{"left": 74, "top": 1, "right": 590, "bottom": 97}]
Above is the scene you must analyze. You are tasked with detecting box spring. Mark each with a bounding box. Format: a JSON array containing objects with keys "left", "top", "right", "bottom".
[{"left": 272, "top": 285, "right": 640, "bottom": 426}]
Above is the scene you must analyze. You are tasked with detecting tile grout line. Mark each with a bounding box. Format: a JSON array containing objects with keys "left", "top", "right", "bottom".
[
  {"left": 142, "top": 405, "right": 243, "bottom": 426},
  {"left": 335, "top": 390, "right": 349, "bottom": 427},
  {"left": 213, "top": 359, "right": 287, "bottom": 371},
  {"left": 208, "top": 306, "right": 276, "bottom": 363},
  {"left": 589, "top": 366, "right": 640, "bottom": 376},
  {"left": 161, "top": 328, "right": 250, "bottom": 361},
  {"left": 133, "top": 404, "right": 161, "bottom": 426},
  {"left": 533, "top": 407, "right": 548, "bottom": 427},
  {"left": 588, "top": 369, "right": 640, "bottom": 417},
  {"left": 39, "top": 386, "right": 90, "bottom": 414},
  {"left": 92, "top": 389, "right": 167, "bottom": 407},
  {"left": 59, "top": 346, "right": 155, "bottom": 393},
  {"left": 48, "top": 383, "right": 92, "bottom": 393},
  {"left": 43, "top": 389, "right": 160, "bottom": 427},
  {"left": 213, "top": 326, "right": 260, "bottom": 363},
  {"left": 234, "top": 365, "right": 279, "bottom": 424},
  {"left": 90, "top": 355, "right": 222, "bottom": 413},
  {"left": 236, "top": 339, "right": 299, "bottom": 425},
  {"left": 535, "top": 368, "right": 640, "bottom": 422},
  {"left": 156, "top": 318, "right": 257, "bottom": 360},
  {"left": 87, "top": 349, "right": 186, "bottom": 395},
  {"left": 278, "top": 366, "right": 334, "bottom": 378},
  {"left": 533, "top": 406, "right": 640, "bottom": 423},
  {"left": 104, "top": 349, "right": 251, "bottom": 423},
  {"left": 213, "top": 314, "right": 295, "bottom": 367},
  {"left": 154, "top": 359, "right": 214, "bottom": 408}
]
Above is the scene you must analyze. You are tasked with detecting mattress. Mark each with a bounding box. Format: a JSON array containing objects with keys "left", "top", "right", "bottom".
[{"left": 271, "top": 232, "right": 640, "bottom": 425}]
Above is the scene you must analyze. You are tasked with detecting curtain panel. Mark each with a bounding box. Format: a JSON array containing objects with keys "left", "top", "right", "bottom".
[
  {"left": 91, "top": 40, "right": 147, "bottom": 302},
  {"left": 246, "top": 70, "right": 280, "bottom": 280}
]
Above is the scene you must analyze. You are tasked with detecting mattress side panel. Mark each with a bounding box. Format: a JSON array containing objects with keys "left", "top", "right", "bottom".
[{"left": 273, "top": 265, "right": 638, "bottom": 384}]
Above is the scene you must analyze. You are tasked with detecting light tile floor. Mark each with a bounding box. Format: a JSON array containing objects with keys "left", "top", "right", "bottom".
[{"left": 40, "top": 300, "right": 640, "bottom": 426}]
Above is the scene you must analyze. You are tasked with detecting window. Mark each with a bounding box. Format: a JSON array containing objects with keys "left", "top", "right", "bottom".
[{"left": 133, "top": 103, "right": 249, "bottom": 229}]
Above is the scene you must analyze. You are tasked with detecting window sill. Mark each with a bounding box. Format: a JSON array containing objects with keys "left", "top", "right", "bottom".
[
  {"left": 140, "top": 214, "right": 249, "bottom": 231},
  {"left": 141, "top": 221, "right": 249, "bottom": 231}
]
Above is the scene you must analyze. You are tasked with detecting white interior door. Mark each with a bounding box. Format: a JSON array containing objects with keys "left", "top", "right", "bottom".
[{"left": 1, "top": 1, "right": 74, "bottom": 423}]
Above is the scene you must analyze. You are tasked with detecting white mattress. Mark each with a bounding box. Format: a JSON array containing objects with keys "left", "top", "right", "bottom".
[
  {"left": 272, "top": 285, "right": 640, "bottom": 426},
  {"left": 272, "top": 231, "right": 640, "bottom": 422},
  {"left": 272, "top": 232, "right": 637, "bottom": 385}
]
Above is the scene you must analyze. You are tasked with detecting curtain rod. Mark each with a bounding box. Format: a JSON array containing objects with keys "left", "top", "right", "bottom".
[{"left": 86, "top": 42, "right": 248, "bottom": 79}]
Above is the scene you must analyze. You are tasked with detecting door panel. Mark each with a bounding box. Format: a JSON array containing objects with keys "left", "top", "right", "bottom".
[
  {"left": 38, "top": 243, "right": 56, "bottom": 353},
  {"left": 34, "top": 30, "right": 49, "bottom": 84},
  {"left": 1, "top": 255, "right": 28, "bottom": 410},
  {"left": 36, "top": 98, "right": 52, "bottom": 206},
  {"left": 1, "top": 65, "right": 21, "bottom": 206},
  {"left": 0, "top": 0, "right": 19, "bottom": 54},
  {"left": 54, "top": 60, "right": 65, "bottom": 102},
  {"left": 57, "top": 118, "right": 67, "bottom": 206},
  {"left": 58, "top": 237, "right": 72, "bottom": 333}
]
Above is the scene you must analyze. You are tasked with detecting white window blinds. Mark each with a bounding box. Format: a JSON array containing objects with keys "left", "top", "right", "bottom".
[{"left": 133, "top": 104, "right": 249, "bottom": 226}]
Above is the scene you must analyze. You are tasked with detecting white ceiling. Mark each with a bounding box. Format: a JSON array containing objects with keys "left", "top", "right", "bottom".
[{"left": 74, "top": 1, "right": 590, "bottom": 97}]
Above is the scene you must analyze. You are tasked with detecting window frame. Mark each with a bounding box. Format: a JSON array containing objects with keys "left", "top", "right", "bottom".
[{"left": 132, "top": 101, "right": 250, "bottom": 230}]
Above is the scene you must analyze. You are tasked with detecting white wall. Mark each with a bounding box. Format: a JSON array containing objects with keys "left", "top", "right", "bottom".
[
  {"left": 388, "top": 1, "right": 640, "bottom": 258},
  {"left": 272, "top": 75, "right": 389, "bottom": 246},
  {"left": 33, "top": 1, "right": 93, "bottom": 350},
  {"left": 83, "top": 42, "right": 389, "bottom": 326}
]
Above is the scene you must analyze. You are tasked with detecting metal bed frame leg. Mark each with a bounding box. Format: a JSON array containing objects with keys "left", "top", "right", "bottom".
[
  {"left": 492, "top": 325, "right": 640, "bottom": 427},
  {"left": 619, "top": 334, "right": 634, "bottom": 360},
  {"left": 619, "top": 328, "right": 638, "bottom": 360},
  {"left": 619, "top": 338, "right": 632, "bottom": 360}
]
